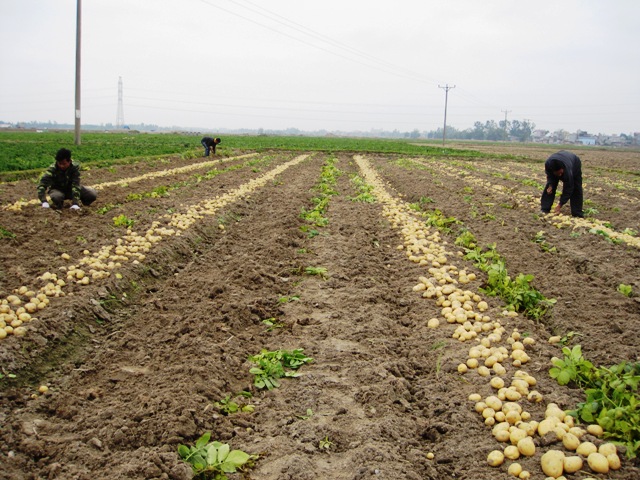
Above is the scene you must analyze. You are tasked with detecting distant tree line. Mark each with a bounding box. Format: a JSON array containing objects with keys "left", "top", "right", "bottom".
[
  {"left": 3, "top": 118, "right": 537, "bottom": 142},
  {"left": 420, "top": 119, "right": 536, "bottom": 142}
]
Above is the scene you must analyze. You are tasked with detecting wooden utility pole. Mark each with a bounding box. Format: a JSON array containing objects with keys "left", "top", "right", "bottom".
[
  {"left": 438, "top": 84, "right": 455, "bottom": 146},
  {"left": 74, "top": 0, "right": 82, "bottom": 145}
]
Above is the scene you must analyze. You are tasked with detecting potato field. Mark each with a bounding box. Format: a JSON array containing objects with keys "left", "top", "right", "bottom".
[{"left": 0, "top": 136, "right": 639, "bottom": 480}]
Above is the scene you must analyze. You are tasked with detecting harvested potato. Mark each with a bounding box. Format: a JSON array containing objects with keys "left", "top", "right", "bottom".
[
  {"left": 540, "top": 450, "right": 565, "bottom": 478},
  {"left": 563, "top": 455, "right": 583, "bottom": 474},
  {"left": 517, "top": 436, "right": 535, "bottom": 457},
  {"left": 587, "top": 452, "right": 609, "bottom": 474},
  {"left": 487, "top": 450, "right": 504, "bottom": 467},
  {"left": 606, "top": 453, "right": 621, "bottom": 470},
  {"left": 576, "top": 441, "right": 598, "bottom": 456},
  {"left": 586, "top": 424, "right": 603, "bottom": 437}
]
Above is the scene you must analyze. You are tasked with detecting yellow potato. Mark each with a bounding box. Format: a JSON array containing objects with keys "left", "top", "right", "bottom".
[
  {"left": 468, "top": 393, "right": 482, "bottom": 402},
  {"left": 517, "top": 436, "right": 535, "bottom": 456},
  {"left": 563, "top": 455, "right": 583, "bottom": 473},
  {"left": 598, "top": 443, "right": 617, "bottom": 457},
  {"left": 586, "top": 424, "right": 603, "bottom": 437},
  {"left": 587, "top": 452, "right": 609, "bottom": 474},
  {"left": 487, "top": 450, "right": 504, "bottom": 467},
  {"left": 507, "top": 462, "right": 522, "bottom": 477},
  {"left": 562, "top": 432, "right": 580, "bottom": 451},
  {"left": 540, "top": 450, "right": 565, "bottom": 478},
  {"left": 606, "top": 453, "right": 621, "bottom": 470},
  {"left": 504, "top": 445, "right": 520, "bottom": 460},
  {"left": 576, "top": 441, "right": 598, "bottom": 456}
]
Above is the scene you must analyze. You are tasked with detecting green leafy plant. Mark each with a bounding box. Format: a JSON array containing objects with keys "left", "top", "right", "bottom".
[
  {"left": 425, "top": 209, "right": 460, "bottom": 234},
  {"left": 455, "top": 230, "right": 477, "bottom": 249},
  {"left": 262, "top": 317, "right": 285, "bottom": 331},
  {"left": 277, "top": 295, "right": 300, "bottom": 304},
  {"left": 463, "top": 243, "right": 555, "bottom": 320},
  {"left": 559, "top": 330, "right": 582, "bottom": 346},
  {"left": 533, "top": 231, "right": 557, "bottom": 253},
  {"left": 549, "top": 345, "right": 594, "bottom": 387},
  {"left": 304, "top": 266, "right": 328, "bottom": 279},
  {"left": 0, "top": 226, "right": 16, "bottom": 239},
  {"left": 299, "top": 225, "right": 321, "bottom": 238},
  {"left": 520, "top": 178, "right": 543, "bottom": 189},
  {"left": 126, "top": 193, "right": 143, "bottom": 201},
  {"left": 296, "top": 408, "right": 314, "bottom": 420},
  {"left": 113, "top": 214, "right": 134, "bottom": 228},
  {"left": 584, "top": 207, "right": 599, "bottom": 217},
  {"left": 213, "top": 392, "right": 254, "bottom": 415},
  {"left": 349, "top": 175, "right": 376, "bottom": 203},
  {"left": 617, "top": 284, "right": 633, "bottom": 297},
  {"left": 589, "top": 227, "right": 623, "bottom": 245},
  {"left": 178, "top": 432, "right": 257, "bottom": 479},
  {"left": 319, "top": 436, "right": 334, "bottom": 451},
  {"left": 248, "top": 348, "right": 313, "bottom": 390},
  {"left": 409, "top": 197, "right": 436, "bottom": 212},
  {"left": 549, "top": 346, "right": 640, "bottom": 458}
]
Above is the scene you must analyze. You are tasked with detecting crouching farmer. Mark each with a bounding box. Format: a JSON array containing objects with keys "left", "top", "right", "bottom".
[{"left": 37, "top": 148, "right": 97, "bottom": 210}]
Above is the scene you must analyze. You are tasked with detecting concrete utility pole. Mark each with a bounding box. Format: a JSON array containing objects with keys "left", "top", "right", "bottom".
[
  {"left": 438, "top": 84, "right": 455, "bottom": 146},
  {"left": 74, "top": 0, "right": 82, "bottom": 145},
  {"left": 116, "top": 77, "right": 125, "bottom": 128},
  {"left": 502, "top": 109, "right": 512, "bottom": 141}
]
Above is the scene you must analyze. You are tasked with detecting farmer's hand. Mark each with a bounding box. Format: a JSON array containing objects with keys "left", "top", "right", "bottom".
[
  {"left": 42, "top": 202, "right": 50, "bottom": 208},
  {"left": 70, "top": 204, "right": 81, "bottom": 211},
  {"left": 553, "top": 204, "right": 562, "bottom": 214},
  {"left": 546, "top": 186, "right": 553, "bottom": 194}
]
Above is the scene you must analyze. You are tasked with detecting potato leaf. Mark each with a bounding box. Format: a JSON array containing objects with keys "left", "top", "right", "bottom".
[
  {"left": 221, "top": 450, "right": 252, "bottom": 473},
  {"left": 195, "top": 432, "right": 211, "bottom": 449}
]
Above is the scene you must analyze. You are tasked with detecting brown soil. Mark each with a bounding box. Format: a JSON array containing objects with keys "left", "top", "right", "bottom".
[{"left": 1, "top": 146, "right": 639, "bottom": 479}]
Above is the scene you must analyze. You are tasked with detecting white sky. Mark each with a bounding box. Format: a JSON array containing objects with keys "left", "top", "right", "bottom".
[{"left": 1, "top": 0, "right": 638, "bottom": 134}]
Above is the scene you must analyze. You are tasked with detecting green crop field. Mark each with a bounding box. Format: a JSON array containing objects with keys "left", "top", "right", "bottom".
[{"left": 0, "top": 131, "right": 485, "bottom": 178}]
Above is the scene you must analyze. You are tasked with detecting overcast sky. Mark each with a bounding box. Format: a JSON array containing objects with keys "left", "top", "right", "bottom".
[{"left": 1, "top": 0, "right": 638, "bottom": 134}]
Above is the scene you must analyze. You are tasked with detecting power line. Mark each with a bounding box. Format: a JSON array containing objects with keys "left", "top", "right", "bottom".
[
  {"left": 225, "top": 0, "right": 439, "bottom": 85},
  {"left": 197, "top": 0, "right": 437, "bottom": 86}
]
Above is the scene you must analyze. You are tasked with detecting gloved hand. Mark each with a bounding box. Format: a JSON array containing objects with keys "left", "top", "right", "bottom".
[
  {"left": 70, "top": 204, "right": 81, "bottom": 211},
  {"left": 42, "top": 202, "right": 50, "bottom": 208}
]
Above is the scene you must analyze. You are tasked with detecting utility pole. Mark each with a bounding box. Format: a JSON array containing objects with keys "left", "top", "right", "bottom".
[
  {"left": 501, "top": 109, "right": 512, "bottom": 142},
  {"left": 116, "top": 77, "right": 125, "bottom": 129},
  {"left": 438, "top": 84, "right": 455, "bottom": 146},
  {"left": 74, "top": 0, "right": 82, "bottom": 145}
]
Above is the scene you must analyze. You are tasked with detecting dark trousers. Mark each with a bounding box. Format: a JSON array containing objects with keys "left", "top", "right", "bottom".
[
  {"left": 201, "top": 140, "right": 216, "bottom": 156},
  {"left": 540, "top": 171, "right": 584, "bottom": 218},
  {"left": 49, "top": 186, "right": 98, "bottom": 209}
]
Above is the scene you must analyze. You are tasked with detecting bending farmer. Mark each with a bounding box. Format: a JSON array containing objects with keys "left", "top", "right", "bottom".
[
  {"left": 540, "top": 150, "right": 584, "bottom": 218},
  {"left": 201, "top": 136, "right": 221, "bottom": 157},
  {"left": 37, "top": 148, "right": 98, "bottom": 210}
]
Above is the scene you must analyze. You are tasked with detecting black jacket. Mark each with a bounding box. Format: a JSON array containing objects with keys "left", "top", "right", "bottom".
[
  {"left": 544, "top": 151, "right": 581, "bottom": 206},
  {"left": 37, "top": 162, "right": 82, "bottom": 204}
]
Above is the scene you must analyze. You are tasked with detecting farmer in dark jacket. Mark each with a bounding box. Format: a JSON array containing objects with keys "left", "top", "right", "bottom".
[
  {"left": 201, "top": 136, "right": 221, "bottom": 156},
  {"left": 37, "top": 148, "right": 97, "bottom": 210},
  {"left": 540, "top": 150, "right": 584, "bottom": 217}
]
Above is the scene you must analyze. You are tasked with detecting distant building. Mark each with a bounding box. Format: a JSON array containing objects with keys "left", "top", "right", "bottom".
[{"left": 577, "top": 135, "right": 597, "bottom": 146}]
